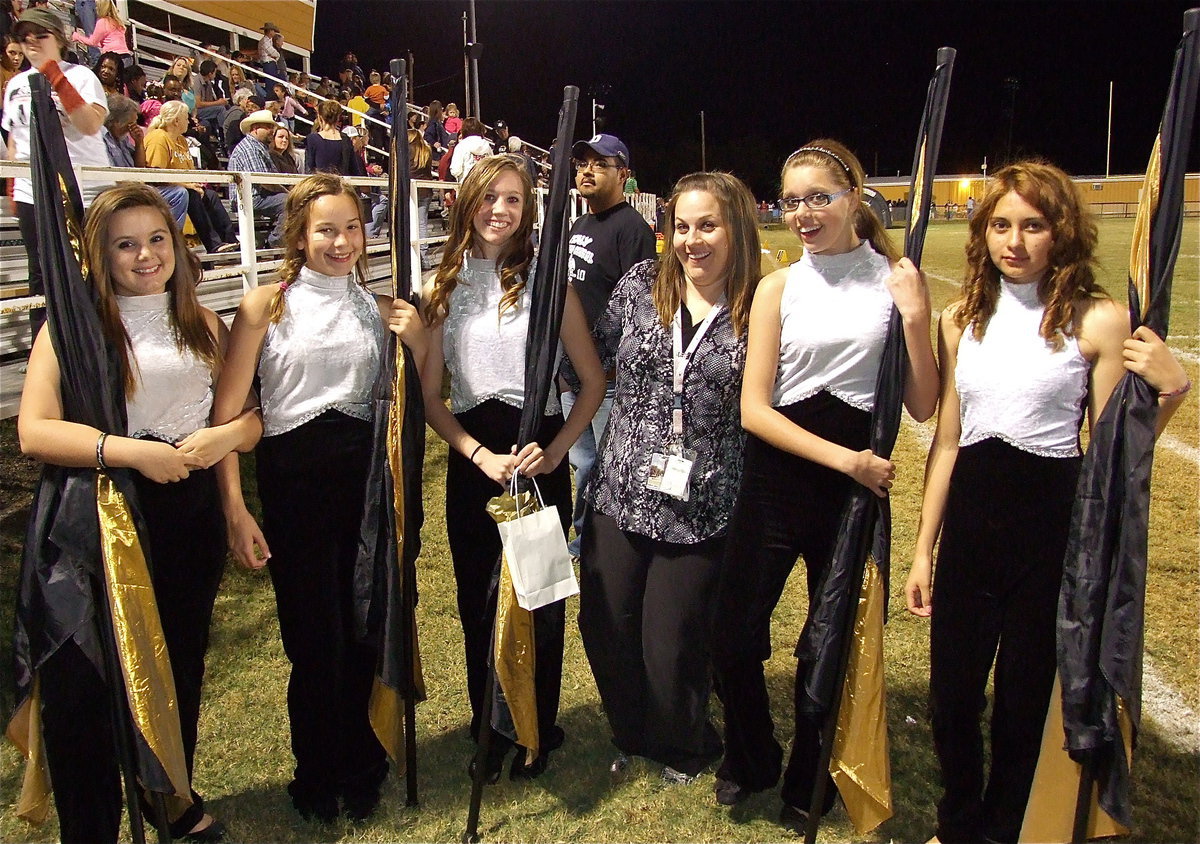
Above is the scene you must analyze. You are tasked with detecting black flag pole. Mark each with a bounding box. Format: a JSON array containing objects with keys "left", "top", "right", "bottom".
[
  {"left": 462, "top": 85, "right": 579, "bottom": 844},
  {"left": 1060, "top": 10, "right": 1199, "bottom": 842},
  {"left": 354, "top": 57, "right": 426, "bottom": 812},
  {"left": 388, "top": 57, "right": 421, "bottom": 808},
  {"left": 801, "top": 46, "right": 955, "bottom": 844}
]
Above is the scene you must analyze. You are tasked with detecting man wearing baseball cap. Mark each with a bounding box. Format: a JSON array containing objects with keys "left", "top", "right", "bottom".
[
  {"left": 226, "top": 109, "right": 286, "bottom": 246},
  {"left": 559, "top": 133, "right": 656, "bottom": 555},
  {"left": 3, "top": 6, "right": 109, "bottom": 347}
]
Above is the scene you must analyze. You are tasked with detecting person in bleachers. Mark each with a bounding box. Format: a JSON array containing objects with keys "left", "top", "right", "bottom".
[
  {"left": 305, "top": 98, "right": 355, "bottom": 176},
  {"left": 222, "top": 86, "right": 252, "bottom": 152},
  {"left": 194, "top": 59, "right": 229, "bottom": 149},
  {"left": 144, "top": 99, "right": 239, "bottom": 254},
  {"left": 90, "top": 49, "right": 121, "bottom": 95},
  {"left": 70, "top": 0, "right": 126, "bottom": 58},
  {"left": 257, "top": 22, "right": 281, "bottom": 79},
  {"left": 101, "top": 93, "right": 189, "bottom": 235},
  {"left": 270, "top": 124, "right": 301, "bottom": 175},
  {"left": 226, "top": 108, "right": 287, "bottom": 247}
]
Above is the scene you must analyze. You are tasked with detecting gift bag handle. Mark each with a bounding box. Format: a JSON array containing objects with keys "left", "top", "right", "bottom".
[{"left": 509, "top": 471, "right": 547, "bottom": 515}]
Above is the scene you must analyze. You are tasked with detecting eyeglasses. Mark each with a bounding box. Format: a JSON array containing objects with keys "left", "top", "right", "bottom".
[
  {"left": 571, "top": 158, "right": 622, "bottom": 172},
  {"left": 776, "top": 187, "right": 853, "bottom": 212}
]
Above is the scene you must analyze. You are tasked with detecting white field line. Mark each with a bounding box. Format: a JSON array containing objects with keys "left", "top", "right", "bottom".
[
  {"left": 1170, "top": 347, "right": 1199, "bottom": 366},
  {"left": 899, "top": 425, "right": 1198, "bottom": 755},
  {"left": 1142, "top": 655, "right": 1200, "bottom": 754},
  {"left": 1158, "top": 433, "right": 1200, "bottom": 466}
]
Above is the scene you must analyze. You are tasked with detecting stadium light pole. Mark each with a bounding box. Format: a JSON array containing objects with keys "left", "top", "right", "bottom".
[
  {"left": 592, "top": 99, "right": 605, "bottom": 135},
  {"left": 1105, "top": 80, "right": 1113, "bottom": 178},
  {"left": 467, "top": 0, "right": 481, "bottom": 118},
  {"left": 462, "top": 13, "right": 470, "bottom": 113},
  {"left": 701, "top": 110, "right": 706, "bottom": 170}
]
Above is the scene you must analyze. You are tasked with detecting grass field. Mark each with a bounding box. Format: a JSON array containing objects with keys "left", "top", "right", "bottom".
[{"left": 1, "top": 218, "right": 1196, "bottom": 843}]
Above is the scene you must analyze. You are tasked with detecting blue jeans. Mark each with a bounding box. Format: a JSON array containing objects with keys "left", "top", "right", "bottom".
[
  {"left": 73, "top": 0, "right": 98, "bottom": 63},
  {"left": 253, "top": 191, "right": 287, "bottom": 247},
  {"left": 560, "top": 384, "right": 615, "bottom": 555}
]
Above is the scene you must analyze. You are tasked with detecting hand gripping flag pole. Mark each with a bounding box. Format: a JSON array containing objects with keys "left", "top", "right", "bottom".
[
  {"left": 462, "top": 85, "right": 579, "bottom": 844},
  {"left": 798, "top": 47, "right": 955, "bottom": 844},
  {"left": 355, "top": 57, "right": 427, "bottom": 808},
  {"left": 1018, "top": 9, "right": 1199, "bottom": 843}
]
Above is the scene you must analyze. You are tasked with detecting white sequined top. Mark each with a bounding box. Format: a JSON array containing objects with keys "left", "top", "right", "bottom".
[
  {"left": 258, "top": 266, "right": 384, "bottom": 437},
  {"left": 773, "top": 241, "right": 894, "bottom": 412},
  {"left": 118, "top": 292, "right": 213, "bottom": 442},
  {"left": 441, "top": 256, "right": 559, "bottom": 415},
  {"left": 956, "top": 279, "right": 1089, "bottom": 457}
]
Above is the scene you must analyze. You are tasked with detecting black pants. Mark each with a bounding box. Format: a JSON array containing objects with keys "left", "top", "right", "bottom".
[
  {"left": 186, "top": 187, "right": 236, "bottom": 252},
  {"left": 930, "top": 438, "right": 1080, "bottom": 843},
  {"left": 445, "top": 400, "right": 569, "bottom": 749},
  {"left": 39, "top": 464, "right": 226, "bottom": 843},
  {"left": 257, "top": 412, "right": 387, "bottom": 802},
  {"left": 578, "top": 508, "right": 724, "bottom": 774},
  {"left": 16, "top": 200, "right": 44, "bottom": 346},
  {"left": 712, "top": 393, "right": 869, "bottom": 809}
]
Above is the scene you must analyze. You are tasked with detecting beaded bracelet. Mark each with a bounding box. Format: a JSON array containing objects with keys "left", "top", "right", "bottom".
[
  {"left": 469, "top": 443, "right": 485, "bottom": 463},
  {"left": 96, "top": 432, "right": 109, "bottom": 471},
  {"left": 1159, "top": 379, "right": 1191, "bottom": 400}
]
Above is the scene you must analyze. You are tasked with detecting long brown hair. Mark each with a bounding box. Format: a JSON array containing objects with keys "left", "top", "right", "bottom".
[
  {"left": 424, "top": 155, "right": 535, "bottom": 323},
  {"left": 408, "top": 128, "right": 431, "bottom": 174},
  {"left": 83, "top": 184, "right": 215, "bottom": 394},
  {"left": 653, "top": 171, "right": 762, "bottom": 338},
  {"left": 269, "top": 173, "right": 370, "bottom": 323},
  {"left": 955, "top": 160, "right": 1103, "bottom": 349},
  {"left": 781, "top": 139, "right": 900, "bottom": 263}
]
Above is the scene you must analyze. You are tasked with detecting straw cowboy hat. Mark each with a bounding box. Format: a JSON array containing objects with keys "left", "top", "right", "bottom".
[
  {"left": 260, "top": 22, "right": 280, "bottom": 34},
  {"left": 239, "top": 109, "right": 277, "bottom": 134}
]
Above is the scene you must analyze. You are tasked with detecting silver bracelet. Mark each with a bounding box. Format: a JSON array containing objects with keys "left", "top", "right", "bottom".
[{"left": 96, "top": 432, "right": 109, "bottom": 471}]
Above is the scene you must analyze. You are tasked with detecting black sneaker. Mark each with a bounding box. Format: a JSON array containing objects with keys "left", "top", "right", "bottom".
[
  {"left": 779, "top": 803, "right": 811, "bottom": 835},
  {"left": 714, "top": 777, "right": 753, "bottom": 806},
  {"left": 288, "top": 782, "right": 338, "bottom": 824}
]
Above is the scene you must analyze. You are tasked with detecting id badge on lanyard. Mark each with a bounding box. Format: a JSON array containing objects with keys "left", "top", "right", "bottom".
[{"left": 645, "top": 301, "right": 723, "bottom": 501}]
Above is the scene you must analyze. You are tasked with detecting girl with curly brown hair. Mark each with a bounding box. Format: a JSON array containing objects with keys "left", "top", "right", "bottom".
[{"left": 904, "top": 160, "right": 1188, "bottom": 843}]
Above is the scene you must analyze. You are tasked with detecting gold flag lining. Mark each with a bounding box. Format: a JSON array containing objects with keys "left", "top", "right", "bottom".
[
  {"left": 830, "top": 558, "right": 894, "bottom": 833},
  {"left": 1019, "top": 675, "right": 1131, "bottom": 842},
  {"left": 97, "top": 474, "right": 192, "bottom": 819},
  {"left": 369, "top": 355, "right": 427, "bottom": 767},
  {"left": 486, "top": 489, "right": 540, "bottom": 765},
  {"left": 6, "top": 677, "right": 53, "bottom": 824},
  {"left": 1129, "top": 135, "right": 1161, "bottom": 320}
]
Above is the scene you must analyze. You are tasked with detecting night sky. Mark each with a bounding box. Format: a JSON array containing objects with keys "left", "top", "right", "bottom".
[{"left": 313, "top": 0, "right": 1198, "bottom": 198}]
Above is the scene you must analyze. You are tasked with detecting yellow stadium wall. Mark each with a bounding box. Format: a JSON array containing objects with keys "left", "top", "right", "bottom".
[
  {"left": 157, "top": 1, "right": 315, "bottom": 52},
  {"left": 868, "top": 173, "right": 1199, "bottom": 211}
]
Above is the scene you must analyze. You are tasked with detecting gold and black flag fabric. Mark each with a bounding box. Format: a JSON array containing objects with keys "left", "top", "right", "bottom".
[
  {"left": 6, "top": 75, "right": 190, "bottom": 826},
  {"left": 355, "top": 59, "right": 426, "bottom": 800},
  {"left": 1021, "top": 10, "right": 1199, "bottom": 842},
  {"left": 795, "top": 48, "right": 954, "bottom": 838}
]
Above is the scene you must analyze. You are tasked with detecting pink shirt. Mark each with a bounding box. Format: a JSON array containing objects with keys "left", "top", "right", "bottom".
[{"left": 71, "top": 17, "right": 130, "bottom": 54}]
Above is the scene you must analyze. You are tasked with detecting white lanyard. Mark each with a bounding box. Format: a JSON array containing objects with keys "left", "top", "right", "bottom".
[{"left": 671, "top": 300, "right": 724, "bottom": 437}]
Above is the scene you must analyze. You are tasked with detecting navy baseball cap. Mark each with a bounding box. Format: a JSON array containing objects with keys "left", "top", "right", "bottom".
[{"left": 572, "top": 133, "right": 630, "bottom": 169}]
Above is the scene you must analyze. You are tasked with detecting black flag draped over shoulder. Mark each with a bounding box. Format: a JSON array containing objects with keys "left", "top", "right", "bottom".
[
  {"left": 1056, "top": 8, "right": 1199, "bottom": 830},
  {"left": 795, "top": 47, "right": 956, "bottom": 713},
  {"left": 354, "top": 59, "right": 426, "bottom": 801},
  {"left": 9, "top": 75, "right": 186, "bottom": 824}
]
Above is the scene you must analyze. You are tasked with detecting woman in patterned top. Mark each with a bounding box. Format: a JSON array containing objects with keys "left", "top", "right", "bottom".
[
  {"left": 710, "top": 140, "right": 938, "bottom": 831},
  {"left": 420, "top": 155, "right": 604, "bottom": 782},
  {"left": 578, "top": 171, "right": 761, "bottom": 786}
]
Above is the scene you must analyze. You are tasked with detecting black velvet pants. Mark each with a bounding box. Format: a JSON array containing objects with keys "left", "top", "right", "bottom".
[
  {"left": 930, "top": 438, "right": 1080, "bottom": 843},
  {"left": 578, "top": 508, "right": 725, "bottom": 774},
  {"left": 712, "top": 393, "right": 869, "bottom": 811},
  {"left": 257, "top": 412, "right": 387, "bottom": 804},
  {"left": 444, "top": 400, "right": 569, "bottom": 751},
  {"left": 40, "top": 464, "right": 225, "bottom": 843}
]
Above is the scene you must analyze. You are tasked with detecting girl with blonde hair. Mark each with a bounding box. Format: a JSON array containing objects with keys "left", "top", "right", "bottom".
[{"left": 422, "top": 155, "right": 605, "bottom": 780}]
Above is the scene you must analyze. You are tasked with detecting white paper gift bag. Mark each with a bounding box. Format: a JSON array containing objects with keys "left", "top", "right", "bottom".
[{"left": 496, "top": 476, "right": 579, "bottom": 611}]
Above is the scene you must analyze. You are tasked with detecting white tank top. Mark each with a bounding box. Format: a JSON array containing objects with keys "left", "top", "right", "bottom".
[
  {"left": 956, "top": 279, "right": 1089, "bottom": 457},
  {"left": 442, "top": 256, "right": 559, "bottom": 415},
  {"left": 258, "top": 266, "right": 384, "bottom": 436},
  {"left": 119, "top": 292, "right": 213, "bottom": 442},
  {"left": 773, "top": 241, "right": 894, "bottom": 412}
]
